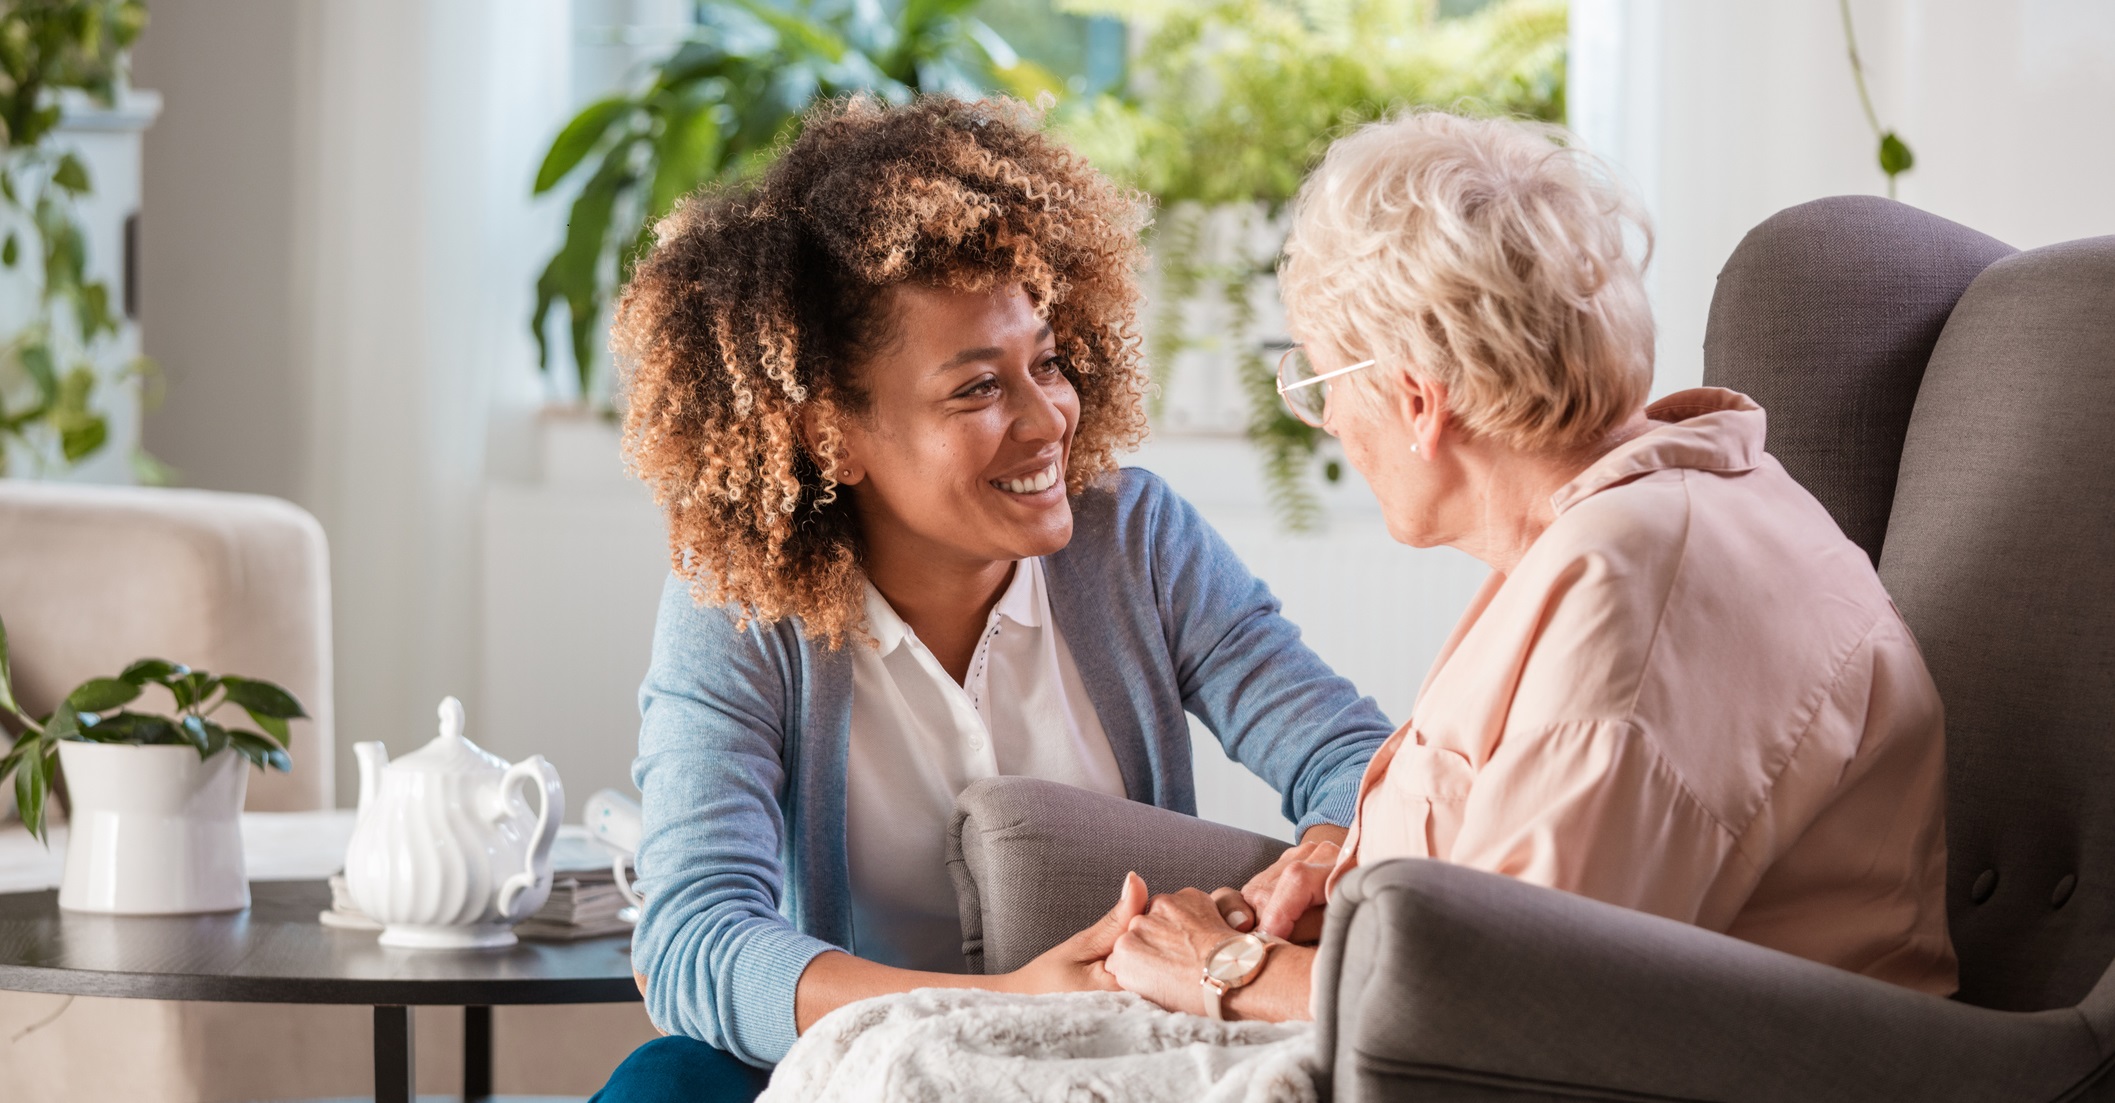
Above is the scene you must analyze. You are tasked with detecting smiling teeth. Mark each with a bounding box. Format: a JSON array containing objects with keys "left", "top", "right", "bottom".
[{"left": 996, "top": 463, "right": 1060, "bottom": 495}]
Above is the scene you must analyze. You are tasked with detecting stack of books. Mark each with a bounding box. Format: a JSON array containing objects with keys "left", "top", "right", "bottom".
[{"left": 321, "top": 827, "right": 636, "bottom": 941}]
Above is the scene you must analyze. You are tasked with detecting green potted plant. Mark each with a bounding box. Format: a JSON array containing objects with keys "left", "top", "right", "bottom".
[
  {"left": 0, "top": 612, "right": 304, "bottom": 914},
  {"left": 1057, "top": 0, "right": 1567, "bottom": 529}
]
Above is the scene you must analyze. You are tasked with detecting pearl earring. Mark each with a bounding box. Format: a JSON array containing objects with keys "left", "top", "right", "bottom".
[{"left": 1410, "top": 443, "right": 1420, "bottom": 454}]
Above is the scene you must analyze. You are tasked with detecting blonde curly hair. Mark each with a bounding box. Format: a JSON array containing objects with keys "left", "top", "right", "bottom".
[{"left": 613, "top": 96, "right": 1151, "bottom": 647}]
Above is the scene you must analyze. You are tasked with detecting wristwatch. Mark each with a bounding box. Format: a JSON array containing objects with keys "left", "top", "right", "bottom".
[{"left": 1200, "top": 930, "right": 1282, "bottom": 1020}]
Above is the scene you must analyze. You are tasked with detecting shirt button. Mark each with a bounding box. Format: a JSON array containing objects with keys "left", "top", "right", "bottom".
[{"left": 969, "top": 735, "right": 984, "bottom": 750}]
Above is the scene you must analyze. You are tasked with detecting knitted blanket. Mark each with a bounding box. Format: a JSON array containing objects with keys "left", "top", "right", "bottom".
[{"left": 759, "top": 989, "right": 1319, "bottom": 1103}]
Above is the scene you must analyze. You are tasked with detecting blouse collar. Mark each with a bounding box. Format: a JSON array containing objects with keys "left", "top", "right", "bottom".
[{"left": 1549, "top": 387, "right": 1768, "bottom": 517}]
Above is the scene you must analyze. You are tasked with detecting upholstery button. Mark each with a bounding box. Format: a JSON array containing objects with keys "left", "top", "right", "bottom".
[
  {"left": 1971, "top": 869, "right": 1998, "bottom": 903},
  {"left": 2053, "top": 875, "right": 2078, "bottom": 909}
]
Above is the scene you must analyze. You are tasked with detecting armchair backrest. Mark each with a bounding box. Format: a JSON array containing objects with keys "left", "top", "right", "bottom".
[
  {"left": 1877, "top": 236, "right": 2115, "bottom": 1012},
  {"left": 0, "top": 482, "right": 335, "bottom": 812},
  {"left": 1703, "top": 196, "right": 2014, "bottom": 564},
  {"left": 1707, "top": 197, "right": 2115, "bottom": 1012}
]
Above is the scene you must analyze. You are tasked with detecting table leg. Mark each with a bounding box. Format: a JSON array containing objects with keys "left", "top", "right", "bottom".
[
  {"left": 374, "top": 1005, "right": 414, "bottom": 1103},
  {"left": 464, "top": 1005, "right": 493, "bottom": 1100}
]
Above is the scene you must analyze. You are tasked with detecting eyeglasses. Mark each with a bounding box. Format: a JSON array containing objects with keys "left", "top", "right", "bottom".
[{"left": 1275, "top": 346, "right": 1378, "bottom": 428}]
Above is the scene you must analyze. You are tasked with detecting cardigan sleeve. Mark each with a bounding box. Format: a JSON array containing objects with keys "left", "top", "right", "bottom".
[
  {"left": 1137, "top": 474, "right": 1395, "bottom": 836},
  {"left": 629, "top": 573, "right": 835, "bottom": 1068}
]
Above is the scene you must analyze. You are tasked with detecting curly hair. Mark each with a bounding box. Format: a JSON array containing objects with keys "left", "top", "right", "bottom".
[{"left": 613, "top": 95, "right": 1151, "bottom": 647}]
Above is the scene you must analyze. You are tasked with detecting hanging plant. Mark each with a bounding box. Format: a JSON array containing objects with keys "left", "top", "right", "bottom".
[
  {"left": 0, "top": 0, "right": 151, "bottom": 478},
  {"left": 1059, "top": 0, "right": 1566, "bottom": 529}
]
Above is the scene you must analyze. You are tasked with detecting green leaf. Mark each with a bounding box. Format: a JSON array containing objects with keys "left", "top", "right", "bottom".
[
  {"left": 246, "top": 711, "right": 291, "bottom": 746},
  {"left": 66, "top": 677, "right": 141, "bottom": 713},
  {"left": 0, "top": 613, "right": 23, "bottom": 724},
  {"left": 51, "top": 153, "right": 91, "bottom": 194},
  {"left": 59, "top": 415, "right": 107, "bottom": 463},
  {"left": 120, "top": 658, "right": 186, "bottom": 685},
  {"left": 199, "top": 718, "right": 231, "bottom": 760},
  {"left": 217, "top": 675, "right": 308, "bottom": 720},
  {"left": 42, "top": 702, "right": 81, "bottom": 743},
  {"left": 728, "top": 0, "right": 849, "bottom": 63},
  {"left": 174, "top": 671, "right": 219, "bottom": 711},
  {"left": 1878, "top": 131, "right": 1914, "bottom": 177},
  {"left": 2, "top": 232, "right": 15, "bottom": 267},
  {"left": 228, "top": 729, "right": 292, "bottom": 772},
  {"left": 648, "top": 104, "right": 723, "bottom": 219},
  {"left": 534, "top": 96, "right": 635, "bottom": 194},
  {"left": 16, "top": 747, "right": 50, "bottom": 843},
  {"left": 77, "top": 281, "right": 113, "bottom": 341},
  {"left": 80, "top": 711, "right": 180, "bottom": 745},
  {"left": 179, "top": 714, "right": 213, "bottom": 758},
  {"left": 20, "top": 343, "right": 58, "bottom": 408}
]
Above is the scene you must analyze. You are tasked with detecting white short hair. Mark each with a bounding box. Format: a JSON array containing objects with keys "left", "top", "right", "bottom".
[{"left": 1281, "top": 110, "right": 1655, "bottom": 453}]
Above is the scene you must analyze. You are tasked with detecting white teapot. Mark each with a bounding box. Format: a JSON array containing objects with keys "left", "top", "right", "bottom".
[{"left": 344, "top": 697, "right": 564, "bottom": 949}]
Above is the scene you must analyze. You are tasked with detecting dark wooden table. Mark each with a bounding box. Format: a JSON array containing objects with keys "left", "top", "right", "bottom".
[{"left": 0, "top": 879, "right": 640, "bottom": 1103}]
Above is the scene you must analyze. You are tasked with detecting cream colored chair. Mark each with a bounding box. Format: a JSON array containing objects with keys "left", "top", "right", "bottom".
[{"left": 0, "top": 481, "right": 655, "bottom": 1101}]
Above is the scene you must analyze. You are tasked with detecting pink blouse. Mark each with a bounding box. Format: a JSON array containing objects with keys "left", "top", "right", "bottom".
[{"left": 1328, "top": 388, "right": 1957, "bottom": 995}]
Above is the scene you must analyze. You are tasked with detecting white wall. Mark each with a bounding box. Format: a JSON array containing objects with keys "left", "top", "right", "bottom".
[
  {"left": 135, "top": 0, "right": 573, "bottom": 806},
  {"left": 1573, "top": 0, "right": 2115, "bottom": 396}
]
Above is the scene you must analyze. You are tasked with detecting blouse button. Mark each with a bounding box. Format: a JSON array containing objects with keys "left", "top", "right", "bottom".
[
  {"left": 1971, "top": 869, "right": 1999, "bottom": 903},
  {"left": 2053, "top": 874, "right": 2078, "bottom": 909}
]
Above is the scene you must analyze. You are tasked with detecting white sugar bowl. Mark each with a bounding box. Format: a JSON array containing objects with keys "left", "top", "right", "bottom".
[{"left": 344, "top": 697, "right": 564, "bottom": 949}]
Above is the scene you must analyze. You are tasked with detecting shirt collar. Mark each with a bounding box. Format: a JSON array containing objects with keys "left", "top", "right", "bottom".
[
  {"left": 1549, "top": 387, "right": 1768, "bottom": 516},
  {"left": 860, "top": 557, "right": 1045, "bottom": 655}
]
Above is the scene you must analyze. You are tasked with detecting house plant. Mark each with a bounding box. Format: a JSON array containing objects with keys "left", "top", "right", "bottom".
[
  {"left": 0, "top": 612, "right": 304, "bottom": 914},
  {"left": 529, "top": 0, "right": 1053, "bottom": 405},
  {"left": 1058, "top": 0, "right": 1567, "bottom": 529},
  {"left": 0, "top": 0, "right": 154, "bottom": 478}
]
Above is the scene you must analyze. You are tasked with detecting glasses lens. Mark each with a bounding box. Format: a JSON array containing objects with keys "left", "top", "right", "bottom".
[{"left": 1276, "top": 347, "right": 1328, "bottom": 427}]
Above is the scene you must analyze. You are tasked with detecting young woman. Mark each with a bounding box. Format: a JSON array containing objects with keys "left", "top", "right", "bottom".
[{"left": 590, "top": 96, "right": 1394, "bottom": 1101}]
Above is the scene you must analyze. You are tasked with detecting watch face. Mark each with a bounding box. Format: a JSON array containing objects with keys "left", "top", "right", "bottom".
[{"left": 1206, "top": 934, "right": 1268, "bottom": 985}]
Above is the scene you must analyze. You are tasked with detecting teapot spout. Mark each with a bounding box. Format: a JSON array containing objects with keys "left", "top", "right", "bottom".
[{"left": 353, "top": 741, "right": 389, "bottom": 814}]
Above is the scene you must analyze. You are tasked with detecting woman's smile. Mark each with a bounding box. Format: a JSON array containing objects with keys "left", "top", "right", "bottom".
[{"left": 991, "top": 459, "right": 1063, "bottom": 497}]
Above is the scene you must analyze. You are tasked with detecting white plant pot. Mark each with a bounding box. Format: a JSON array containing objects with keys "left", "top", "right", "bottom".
[{"left": 57, "top": 742, "right": 250, "bottom": 915}]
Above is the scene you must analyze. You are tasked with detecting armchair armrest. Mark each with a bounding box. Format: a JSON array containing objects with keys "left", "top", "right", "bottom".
[
  {"left": 948, "top": 777, "right": 1287, "bottom": 974},
  {"left": 1316, "top": 859, "right": 2111, "bottom": 1103}
]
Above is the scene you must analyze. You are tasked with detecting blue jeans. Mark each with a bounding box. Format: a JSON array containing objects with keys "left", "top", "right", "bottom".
[{"left": 590, "top": 1035, "right": 772, "bottom": 1103}]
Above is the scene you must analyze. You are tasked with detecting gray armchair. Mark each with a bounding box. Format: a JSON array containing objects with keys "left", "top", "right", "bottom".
[{"left": 948, "top": 198, "right": 2115, "bottom": 1100}]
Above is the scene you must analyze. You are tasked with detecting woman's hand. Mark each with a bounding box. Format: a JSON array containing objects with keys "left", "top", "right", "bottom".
[
  {"left": 1237, "top": 837, "right": 1339, "bottom": 942},
  {"left": 1002, "top": 871, "right": 1148, "bottom": 995},
  {"left": 1105, "top": 888, "right": 1240, "bottom": 1017}
]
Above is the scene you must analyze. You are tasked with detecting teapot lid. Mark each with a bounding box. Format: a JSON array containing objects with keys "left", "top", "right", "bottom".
[{"left": 392, "top": 696, "right": 508, "bottom": 774}]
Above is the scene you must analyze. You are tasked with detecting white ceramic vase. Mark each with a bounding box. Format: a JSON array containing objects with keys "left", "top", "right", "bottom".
[
  {"left": 57, "top": 741, "right": 250, "bottom": 914},
  {"left": 343, "top": 697, "right": 564, "bottom": 950}
]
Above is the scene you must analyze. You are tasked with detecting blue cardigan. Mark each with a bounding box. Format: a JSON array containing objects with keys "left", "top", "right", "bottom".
[{"left": 630, "top": 468, "right": 1394, "bottom": 1066}]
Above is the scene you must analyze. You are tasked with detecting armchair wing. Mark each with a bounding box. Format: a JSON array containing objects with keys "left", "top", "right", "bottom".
[
  {"left": 948, "top": 776, "right": 1288, "bottom": 974},
  {"left": 1316, "top": 859, "right": 2115, "bottom": 1103}
]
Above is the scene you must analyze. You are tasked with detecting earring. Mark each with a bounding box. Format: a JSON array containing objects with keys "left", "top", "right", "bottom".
[{"left": 1410, "top": 443, "right": 1420, "bottom": 454}]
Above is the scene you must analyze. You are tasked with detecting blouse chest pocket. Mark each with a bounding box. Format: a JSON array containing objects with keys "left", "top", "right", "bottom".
[{"left": 1358, "top": 731, "right": 1479, "bottom": 862}]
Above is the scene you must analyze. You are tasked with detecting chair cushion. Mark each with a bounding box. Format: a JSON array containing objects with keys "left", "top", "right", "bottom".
[
  {"left": 1704, "top": 196, "right": 2014, "bottom": 563},
  {"left": 1879, "top": 236, "right": 2115, "bottom": 1012}
]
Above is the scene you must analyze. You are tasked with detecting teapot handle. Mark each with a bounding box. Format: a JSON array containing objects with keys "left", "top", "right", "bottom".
[{"left": 491, "top": 755, "right": 564, "bottom": 921}]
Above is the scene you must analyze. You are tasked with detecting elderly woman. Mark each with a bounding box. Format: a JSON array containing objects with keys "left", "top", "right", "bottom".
[
  {"left": 1106, "top": 110, "right": 1956, "bottom": 1022},
  {"left": 591, "top": 97, "right": 1392, "bottom": 1101}
]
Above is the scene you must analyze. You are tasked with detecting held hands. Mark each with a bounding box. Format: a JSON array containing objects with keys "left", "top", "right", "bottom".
[
  {"left": 1105, "top": 886, "right": 1242, "bottom": 1017},
  {"left": 1001, "top": 871, "right": 1148, "bottom": 995}
]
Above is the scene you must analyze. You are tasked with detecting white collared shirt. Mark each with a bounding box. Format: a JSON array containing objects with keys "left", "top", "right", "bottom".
[{"left": 844, "top": 556, "right": 1125, "bottom": 972}]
